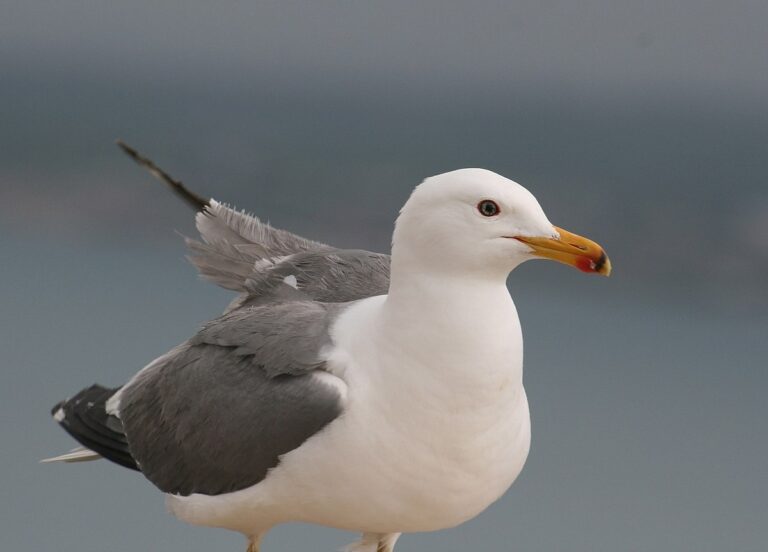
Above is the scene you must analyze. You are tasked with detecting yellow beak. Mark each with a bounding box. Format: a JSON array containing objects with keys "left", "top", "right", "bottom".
[{"left": 514, "top": 226, "right": 612, "bottom": 276}]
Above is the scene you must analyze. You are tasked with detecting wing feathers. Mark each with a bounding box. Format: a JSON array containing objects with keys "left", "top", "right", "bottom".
[
  {"left": 51, "top": 385, "right": 139, "bottom": 471},
  {"left": 40, "top": 447, "right": 102, "bottom": 464},
  {"left": 186, "top": 200, "right": 332, "bottom": 292}
]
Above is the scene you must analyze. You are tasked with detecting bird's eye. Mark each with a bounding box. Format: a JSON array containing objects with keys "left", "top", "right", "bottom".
[{"left": 477, "top": 200, "right": 500, "bottom": 217}]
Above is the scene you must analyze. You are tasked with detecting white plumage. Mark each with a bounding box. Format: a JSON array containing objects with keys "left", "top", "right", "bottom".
[
  {"left": 168, "top": 170, "right": 552, "bottom": 548},
  {"left": 47, "top": 164, "right": 610, "bottom": 552}
]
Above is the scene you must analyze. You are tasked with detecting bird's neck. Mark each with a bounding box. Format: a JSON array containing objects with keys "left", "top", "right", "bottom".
[
  {"left": 386, "top": 245, "right": 513, "bottom": 312},
  {"left": 382, "top": 256, "right": 522, "bottom": 378},
  {"left": 386, "top": 266, "right": 508, "bottom": 312}
]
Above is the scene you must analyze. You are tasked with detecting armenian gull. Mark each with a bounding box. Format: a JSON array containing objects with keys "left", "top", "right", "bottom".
[{"left": 45, "top": 143, "right": 611, "bottom": 552}]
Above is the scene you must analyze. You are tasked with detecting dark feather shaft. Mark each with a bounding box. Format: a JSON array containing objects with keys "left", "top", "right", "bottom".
[{"left": 116, "top": 140, "right": 209, "bottom": 211}]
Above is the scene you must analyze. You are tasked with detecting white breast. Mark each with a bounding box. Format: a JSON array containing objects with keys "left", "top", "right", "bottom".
[
  {"left": 265, "top": 293, "right": 532, "bottom": 533},
  {"left": 167, "top": 292, "right": 532, "bottom": 536}
]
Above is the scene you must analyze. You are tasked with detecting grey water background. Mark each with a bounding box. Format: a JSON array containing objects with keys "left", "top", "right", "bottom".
[{"left": 1, "top": 1, "right": 767, "bottom": 551}]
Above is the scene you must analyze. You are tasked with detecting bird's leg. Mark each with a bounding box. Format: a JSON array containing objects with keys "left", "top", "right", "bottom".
[
  {"left": 245, "top": 534, "right": 262, "bottom": 552},
  {"left": 376, "top": 533, "right": 401, "bottom": 552},
  {"left": 345, "top": 532, "right": 401, "bottom": 552}
]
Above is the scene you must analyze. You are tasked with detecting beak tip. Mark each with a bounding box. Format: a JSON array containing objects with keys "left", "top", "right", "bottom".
[
  {"left": 575, "top": 251, "right": 611, "bottom": 276},
  {"left": 595, "top": 252, "right": 612, "bottom": 277},
  {"left": 517, "top": 227, "right": 611, "bottom": 277}
]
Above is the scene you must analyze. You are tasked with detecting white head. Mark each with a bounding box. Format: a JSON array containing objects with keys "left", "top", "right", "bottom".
[{"left": 392, "top": 168, "right": 610, "bottom": 280}]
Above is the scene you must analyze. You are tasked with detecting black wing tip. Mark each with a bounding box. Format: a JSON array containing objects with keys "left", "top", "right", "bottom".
[
  {"left": 51, "top": 400, "right": 65, "bottom": 418},
  {"left": 52, "top": 384, "right": 140, "bottom": 472},
  {"left": 116, "top": 139, "right": 210, "bottom": 212},
  {"left": 115, "top": 139, "right": 138, "bottom": 159},
  {"left": 51, "top": 383, "right": 111, "bottom": 426}
]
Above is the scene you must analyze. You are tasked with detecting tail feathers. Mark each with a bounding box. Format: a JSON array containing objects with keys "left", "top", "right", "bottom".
[
  {"left": 51, "top": 384, "right": 140, "bottom": 471},
  {"left": 41, "top": 446, "right": 102, "bottom": 464}
]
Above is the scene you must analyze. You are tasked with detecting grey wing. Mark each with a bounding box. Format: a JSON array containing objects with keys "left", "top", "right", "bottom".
[
  {"left": 239, "top": 249, "right": 391, "bottom": 307},
  {"left": 117, "top": 301, "right": 346, "bottom": 496},
  {"left": 185, "top": 199, "right": 331, "bottom": 292},
  {"left": 185, "top": 201, "right": 391, "bottom": 305},
  {"left": 119, "top": 143, "right": 390, "bottom": 302}
]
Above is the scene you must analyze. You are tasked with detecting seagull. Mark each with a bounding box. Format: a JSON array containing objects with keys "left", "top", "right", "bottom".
[{"left": 45, "top": 143, "right": 611, "bottom": 552}]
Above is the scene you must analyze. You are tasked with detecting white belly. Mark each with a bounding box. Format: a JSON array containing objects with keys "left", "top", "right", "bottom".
[
  {"left": 267, "top": 373, "right": 531, "bottom": 533},
  {"left": 258, "top": 293, "right": 530, "bottom": 533},
  {"left": 167, "top": 294, "right": 531, "bottom": 535}
]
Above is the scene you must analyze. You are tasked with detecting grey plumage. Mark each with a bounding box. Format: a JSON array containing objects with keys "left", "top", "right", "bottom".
[
  {"left": 192, "top": 301, "right": 341, "bottom": 377},
  {"left": 240, "top": 249, "right": 391, "bottom": 306},
  {"left": 186, "top": 200, "right": 390, "bottom": 308},
  {"left": 186, "top": 200, "right": 333, "bottom": 293},
  {"left": 119, "top": 302, "right": 345, "bottom": 496},
  {"left": 51, "top": 149, "right": 392, "bottom": 499}
]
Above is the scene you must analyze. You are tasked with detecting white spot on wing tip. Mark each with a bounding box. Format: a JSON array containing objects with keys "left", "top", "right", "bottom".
[
  {"left": 105, "top": 390, "right": 122, "bottom": 418},
  {"left": 283, "top": 274, "right": 299, "bottom": 289},
  {"left": 53, "top": 407, "right": 65, "bottom": 422}
]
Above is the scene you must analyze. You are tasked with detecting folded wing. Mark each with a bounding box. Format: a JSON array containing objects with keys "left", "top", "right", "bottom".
[{"left": 115, "top": 300, "right": 347, "bottom": 496}]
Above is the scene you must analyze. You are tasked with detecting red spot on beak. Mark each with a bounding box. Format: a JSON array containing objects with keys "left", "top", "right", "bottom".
[{"left": 575, "top": 256, "right": 596, "bottom": 273}]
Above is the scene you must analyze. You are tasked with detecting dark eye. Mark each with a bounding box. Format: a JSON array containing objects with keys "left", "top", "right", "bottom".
[{"left": 477, "top": 199, "right": 500, "bottom": 217}]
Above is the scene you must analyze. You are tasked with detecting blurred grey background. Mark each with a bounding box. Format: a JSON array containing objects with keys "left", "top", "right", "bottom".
[{"left": 1, "top": 1, "right": 767, "bottom": 551}]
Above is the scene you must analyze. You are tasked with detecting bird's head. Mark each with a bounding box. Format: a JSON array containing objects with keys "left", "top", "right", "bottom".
[{"left": 392, "top": 168, "right": 611, "bottom": 279}]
